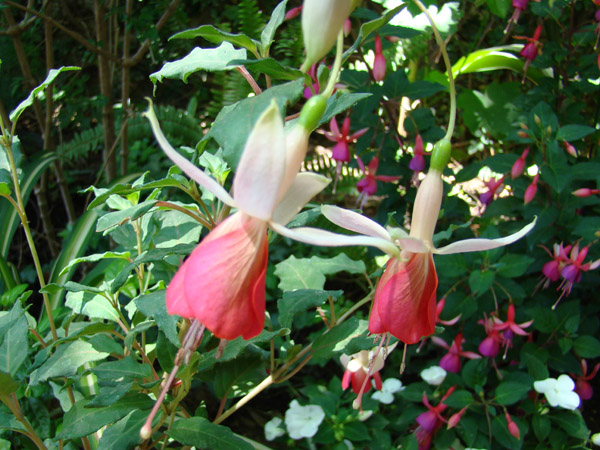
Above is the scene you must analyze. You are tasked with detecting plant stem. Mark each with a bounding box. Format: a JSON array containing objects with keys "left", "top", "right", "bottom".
[
  {"left": 411, "top": 0, "right": 456, "bottom": 141},
  {"left": 1, "top": 393, "right": 47, "bottom": 450},
  {"left": 322, "top": 31, "right": 345, "bottom": 99}
]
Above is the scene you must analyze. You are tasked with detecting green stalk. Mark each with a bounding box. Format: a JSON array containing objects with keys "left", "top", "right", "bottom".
[
  {"left": 322, "top": 31, "right": 345, "bottom": 99},
  {"left": 412, "top": 0, "right": 457, "bottom": 141}
]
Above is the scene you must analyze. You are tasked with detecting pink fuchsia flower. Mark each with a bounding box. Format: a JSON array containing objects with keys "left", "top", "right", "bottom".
[
  {"left": 356, "top": 156, "right": 401, "bottom": 209},
  {"left": 272, "top": 140, "right": 536, "bottom": 345},
  {"left": 558, "top": 243, "right": 600, "bottom": 301},
  {"left": 492, "top": 304, "right": 533, "bottom": 357},
  {"left": 415, "top": 386, "right": 455, "bottom": 450},
  {"left": 431, "top": 332, "right": 481, "bottom": 373},
  {"left": 524, "top": 173, "right": 539, "bottom": 204},
  {"left": 511, "top": 147, "right": 529, "bottom": 178},
  {"left": 540, "top": 242, "right": 572, "bottom": 285},
  {"left": 325, "top": 116, "right": 368, "bottom": 192},
  {"left": 303, "top": 63, "right": 321, "bottom": 99},
  {"left": 480, "top": 176, "right": 505, "bottom": 206},
  {"left": 145, "top": 99, "right": 329, "bottom": 340},
  {"left": 373, "top": 34, "right": 386, "bottom": 82},
  {"left": 478, "top": 314, "right": 503, "bottom": 358},
  {"left": 572, "top": 188, "right": 600, "bottom": 197},
  {"left": 504, "top": 0, "right": 539, "bottom": 33},
  {"left": 409, "top": 134, "right": 426, "bottom": 174},
  {"left": 571, "top": 359, "right": 600, "bottom": 401},
  {"left": 515, "top": 24, "right": 543, "bottom": 83}
]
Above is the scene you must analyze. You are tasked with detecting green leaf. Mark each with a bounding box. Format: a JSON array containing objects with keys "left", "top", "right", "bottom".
[
  {"left": 551, "top": 410, "right": 589, "bottom": 440},
  {"left": 234, "top": 58, "right": 305, "bottom": 81},
  {"left": 277, "top": 289, "right": 343, "bottom": 329},
  {"left": 319, "top": 93, "right": 372, "bottom": 127},
  {"left": 461, "top": 359, "right": 488, "bottom": 389},
  {"left": 9, "top": 66, "right": 81, "bottom": 123},
  {"left": 260, "top": 0, "right": 287, "bottom": 54},
  {"left": 452, "top": 47, "right": 531, "bottom": 78},
  {"left": 468, "top": 270, "right": 495, "bottom": 297},
  {"left": 573, "top": 335, "right": 600, "bottom": 358},
  {"left": 171, "top": 25, "right": 259, "bottom": 55},
  {"left": 213, "top": 356, "right": 264, "bottom": 398},
  {"left": 59, "top": 251, "right": 131, "bottom": 277},
  {"left": 496, "top": 254, "right": 534, "bottom": 278},
  {"left": 151, "top": 208, "right": 203, "bottom": 248},
  {"left": 312, "top": 317, "right": 365, "bottom": 359},
  {"left": 486, "top": 0, "right": 511, "bottom": 17},
  {"left": 404, "top": 81, "right": 446, "bottom": 100},
  {"left": 0, "top": 371, "right": 19, "bottom": 395},
  {"left": 92, "top": 356, "right": 152, "bottom": 380},
  {"left": 56, "top": 394, "right": 153, "bottom": 439},
  {"left": 29, "top": 340, "right": 109, "bottom": 386},
  {"left": 134, "top": 290, "right": 180, "bottom": 346},
  {"left": 96, "top": 200, "right": 157, "bottom": 233},
  {"left": 206, "top": 78, "right": 304, "bottom": 170},
  {"left": 66, "top": 291, "right": 120, "bottom": 322},
  {"left": 0, "top": 302, "right": 29, "bottom": 376},
  {"left": 150, "top": 43, "right": 248, "bottom": 90},
  {"left": 556, "top": 124, "right": 596, "bottom": 142},
  {"left": 275, "top": 253, "right": 365, "bottom": 291},
  {"left": 444, "top": 389, "right": 473, "bottom": 408},
  {"left": 97, "top": 410, "right": 151, "bottom": 450},
  {"left": 168, "top": 417, "right": 253, "bottom": 450},
  {"left": 87, "top": 382, "right": 134, "bottom": 408},
  {"left": 495, "top": 378, "right": 533, "bottom": 405},
  {"left": 532, "top": 414, "right": 551, "bottom": 441}
]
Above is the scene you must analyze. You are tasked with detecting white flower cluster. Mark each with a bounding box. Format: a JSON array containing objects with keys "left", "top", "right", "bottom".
[
  {"left": 264, "top": 399, "right": 326, "bottom": 441},
  {"left": 533, "top": 374, "right": 580, "bottom": 410}
]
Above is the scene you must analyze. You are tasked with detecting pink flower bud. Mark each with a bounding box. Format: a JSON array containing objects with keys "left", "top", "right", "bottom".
[
  {"left": 563, "top": 141, "right": 578, "bottom": 157},
  {"left": 524, "top": 174, "right": 539, "bottom": 204},
  {"left": 511, "top": 147, "right": 529, "bottom": 178},
  {"left": 373, "top": 35, "right": 386, "bottom": 81},
  {"left": 447, "top": 406, "right": 468, "bottom": 429},
  {"left": 572, "top": 188, "right": 600, "bottom": 198},
  {"left": 285, "top": 5, "right": 302, "bottom": 21},
  {"left": 343, "top": 18, "right": 352, "bottom": 36},
  {"left": 505, "top": 412, "right": 521, "bottom": 440}
]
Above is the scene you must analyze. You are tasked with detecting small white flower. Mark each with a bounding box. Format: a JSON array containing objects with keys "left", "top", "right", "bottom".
[
  {"left": 264, "top": 417, "right": 285, "bottom": 441},
  {"left": 591, "top": 432, "right": 600, "bottom": 446},
  {"left": 284, "top": 399, "right": 325, "bottom": 440},
  {"left": 534, "top": 374, "right": 581, "bottom": 410},
  {"left": 372, "top": 378, "right": 405, "bottom": 404},
  {"left": 420, "top": 366, "right": 447, "bottom": 386}
]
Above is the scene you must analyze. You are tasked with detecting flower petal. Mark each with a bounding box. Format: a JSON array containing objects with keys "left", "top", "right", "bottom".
[
  {"left": 271, "top": 172, "right": 330, "bottom": 225},
  {"left": 395, "top": 237, "right": 429, "bottom": 253},
  {"left": 321, "top": 205, "right": 392, "bottom": 241},
  {"left": 270, "top": 221, "right": 400, "bottom": 258},
  {"left": 233, "top": 101, "right": 286, "bottom": 221},
  {"left": 144, "top": 101, "right": 235, "bottom": 207},
  {"left": 172, "top": 212, "right": 268, "bottom": 340},
  {"left": 434, "top": 218, "right": 536, "bottom": 255},
  {"left": 369, "top": 252, "right": 438, "bottom": 344}
]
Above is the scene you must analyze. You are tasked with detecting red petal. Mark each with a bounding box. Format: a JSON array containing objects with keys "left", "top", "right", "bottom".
[
  {"left": 168, "top": 213, "right": 268, "bottom": 340},
  {"left": 369, "top": 252, "right": 438, "bottom": 344}
]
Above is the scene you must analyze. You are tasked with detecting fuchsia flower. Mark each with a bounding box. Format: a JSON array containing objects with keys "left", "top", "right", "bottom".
[
  {"left": 325, "top": 116, "right": 368, "bottom": 192},
  {"left": 431, "top": 332, "right": 481, "bottom": 373},
  {"left": 409, "top": 134, "right": 426, "bottom": 174},
  {"left": 340, "top": 350, "right": 383, "bottom": 395},
  {"left": 505, "top": 0, "right": 529, "bottom": 32},
  {"left": 524, "top": 173, "right": 539, "bottom": 204},
  {"left": 558, "top": 243, "right": 600, "bottom": 299},
  {"left": 146, "top": 99, "right": 329, "bottom": 340},
  {"left": 415, "top": 386, "right": 455, "bottom": 450},
  {"left": 516, "top": 24, "right": 543, "bottom": 83},
  {"left": 492, "top": 304, "right": 533, "bottom": 356},
  {"left": 480, "top": 176, "right": 505, "bottom": 206},
  {"left": 303, "top": 63, "right": 321, "bottom": 99},
  {"left": 272, "top": 140, "right": 535, "bottom": 345},
  {"left": 541, "top": 242, "right": 572, "bottom": 286},
  {"left": 511, "top": 147, "right": 529, "bottom": 178},
  {"left": 571, "top": 359, "right": 600, "bottom": 401},
  {"left": 373, "top": 34, "right": 386, "bottom": 82},
  {"left": 356, "top": 156, "right": 401, "bottom": 209},
  {"left": 572, "top": 188, "right": 600, "bottom": 197},
  {"left": 478, "top": 314, "right": 503, "bottom": 358}
]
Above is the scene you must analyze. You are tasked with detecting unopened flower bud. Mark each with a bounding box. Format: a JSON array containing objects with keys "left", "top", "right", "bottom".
[
  {"left": 524, "top": 174, "right": 539, "bottom": 204},
  {"left": 430, "top": 139, "right": 451, "bottom": 172},
  {"left": 447, "top": 406, "right": 468, "bottom": 429},
  {"left": 517, "top": 131, "right": 529, "bottom": 138},
  {"left": 534, "top": 114, "right": 541, "bottom": 126},
  {"left": 511, "top": 147, "right": 529, "bottom": 178},
  {"left": 343, "top": 18, "right": 352, "bottom": 36},
  {"left": 546, "top": 125, "right": 552, "bottom": 134},
  {"left": 563, "top": 141, "right": 578, "bottom": 157},
  {"left": 572, "top": 188, "right": 600, "bottom": 198},
  {"left": 285, "top": 5, "right": 303, "bottom": 21},
  {"left": 140, "top": 424, "right": 152, "bottom": 440},
  {"left": 505, "top": 412, "right": 520, "bottom": 439},
  {"left": 301, "top": 0, "right": 352, "bottom": 70}
]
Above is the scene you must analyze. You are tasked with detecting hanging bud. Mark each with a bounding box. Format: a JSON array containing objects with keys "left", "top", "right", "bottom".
[
  {"left": 373, "top": 34, "right": 386, "bottom": 82},
  {"left": 524, "top": 173, "right": 539, "bottom": 204},
  {"left": 447, "top": 406, "right": 468, "bottom": 429},
  {"left": 563, "top": 140, "right": 578, "bottom": 157},
  {"left": 572, "top": 188, "right": 600, "bottom": 198},
  {"left": 343, "top": 18, "right": 352, "bottom": 36},
  {"left": 285, "top": 5, "right": 303, "bottom": 21},
  {"left": 511, "top": 147, "right": 529, "bottom": 178},
  {"left": 505, "top": 412, "right": 521, "bottom": 440},
  {"left": 517, "top": 130, "right": 530, "bottom": 138},
  {"left": 301, "top": 0, "right": 352, "bottom": 71}
]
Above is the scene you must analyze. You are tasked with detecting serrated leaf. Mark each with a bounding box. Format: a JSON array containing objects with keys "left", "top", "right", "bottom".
[
  {"left": 468, "top": 270, "right": 495, "bottom": 296},
  {"left": 213, "top": 356, "right": 264, "bottom": 398},
  {"left": 29, "top": 340, "right": 109, "bottom": 386},
  {"left": 275, "top": 253, "right": 365, "bottom": 291},
  {"left": 150, "top": 43, "right": 247, "bottom": 89},
  {"left": 312, "top": 317, "right": 365, "bottom": 359},
  {"left": 134, "top": 290, "right": 180, "bottom": 346},
  {"left": 168, "top": 417, "right": 253, "bottom": 450},
  {"left": 56, "top": 394, "right": 153, "bottom": 439},
  {"left": 277, "top": 290, "right": 343, "bottom": 329}
]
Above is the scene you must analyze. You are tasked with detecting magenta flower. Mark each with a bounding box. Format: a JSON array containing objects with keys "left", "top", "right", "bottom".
[
  {"left": 515, "top": 24, "right": 543, "bottom": 83},
  {"left": 524, "top": 173, "right": 539, "bottom": 204},
  {"left": 480, "top": 176, "right": 505, "bottom": 206},
  {"left": 492, "top": 304, "right": 533, "bottom": 356},
  {"left": 325, "top": 116, "right": 368, "bottom": 192},
  {"left": 409, "top": 134, "right": 426, "bottom": 174},
  {"left": 356, "top": 156, "right": 401, "bottom": 209},
  {"left": 145, "top": 101, "right": 329, "bottom": 340},
  {"left": 559, "top": 244, "right": 600, "bottom": 299},
  {"left": 504, "top": 0, "right": 537, "bottom": 33},
  {"left": 373, "top": 34, "right": 386, "bottom": 82},
  {"left": 432, "top": 332, "right": 481, "bottom": 373},
  {"left": 415, "top": 386, "right": 455, "bottom": 450},
  {"left": 511, "top": 147, "right": 529, "bottom": 178},
  {"left": 571, "top": 359, "right": 600, "bottom": 401},
  {"left": 541, "top": 242, "right": 572, "bottom": 285},
  {"left": 478, "top": 314, "right": 502, "bottom": 358}
]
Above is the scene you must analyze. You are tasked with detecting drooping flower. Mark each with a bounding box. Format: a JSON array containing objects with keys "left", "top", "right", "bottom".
[
  {"left": 373, "top": 34, "right": 386, "bottom": 82},
  {"left": 492, "top": 304, "right": 533, "bottom": 357},
  {"left": 511, "top": 147, "right": 529, "bottom": 178},
  {"left": 524, "top": 173, "right": 539, "bottom": 204},
  {"left": 558, "top": 243, "right": 600, "bottom": 301},
  {"left": 372, "top": 378, "right": 405, "bottom": 404},
  {"left": 571, "top": 359, "right": 600, "bottom": 401},
  {"left": 534, "top": 374, "right": 581, "bottom": 410},
  {"left": 431, "top": 332, "right": 481, "bottom": 373},
  {"left": 415, "top": 386, "right": 455, "bottom": 450},
  {"left": 284, "top": 400, "right": 325, "bottom": 439},
  {"left": 420, "top": 366, "right": 447, "bottom": 386},
  {"left": 356, "top": 156, "right": 401, "bottom": 209},
  {"left": 409, "top": 134, "right": 426, "bottom": 176},
  {"left": 504, "top": 0, "right": 536, "bottom": 33},
  {"left": 326, "top": 116, "right": 368, "bottom": 192},
  {"left": 540, "top": 242, "right": 572, "bottom": 286},
  {"left": 515, "top": 24, "right": 543, "bottom": 83},
  {"left": 271, "top": 139, "right": 536, "bottom": 345},
  {"left": 478, "top": 313, "right": 502, "bottom": 358},
  {"left": 480, "top": 176, "right": 505, "bottom": 206},
  {"left": 145, "top": 97, "right": 329, "bottom": 340}
]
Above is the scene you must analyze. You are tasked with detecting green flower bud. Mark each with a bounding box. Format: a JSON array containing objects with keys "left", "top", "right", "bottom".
[
  {"left": 430, "top": 139, "right": 451, "bottom": 172},
  {"left": 298, "top": 94, "right": 327, "bottom": 131}
]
